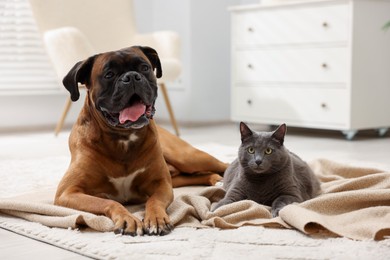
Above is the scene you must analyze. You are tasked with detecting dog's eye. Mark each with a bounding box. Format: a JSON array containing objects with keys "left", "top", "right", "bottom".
[
  {"left": 140, "top": 64, "right": 150, "bottom": 72},
  {"left": 104, "top": 71, "right": 115, "bottom": 79}
]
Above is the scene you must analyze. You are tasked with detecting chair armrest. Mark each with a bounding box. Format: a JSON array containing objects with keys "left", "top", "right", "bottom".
[
  {"left": 43, "top": 27, "right": 95, "bottom": 80},
  {"left": 133, "top": 31, "right": 180, "bottom": 59}
]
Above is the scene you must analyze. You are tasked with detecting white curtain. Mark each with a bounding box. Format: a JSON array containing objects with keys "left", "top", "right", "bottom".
[{"left": 0, "top": 0, "right": 58, "bottom": 93}]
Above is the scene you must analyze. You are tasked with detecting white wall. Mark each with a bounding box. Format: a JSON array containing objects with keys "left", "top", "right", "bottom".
[
  {"left": 0, "top": 0, "right": 258, "bottom": 131},
  {"left": 134, "top": 0, "right": 258, "bottom": 124}
]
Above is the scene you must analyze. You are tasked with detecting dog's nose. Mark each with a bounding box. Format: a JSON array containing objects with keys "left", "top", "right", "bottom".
[
  {"left": 121, "top": 72, "right": 142, "bottom": 83},
  {"left": 122, "top": 75, "right": 130, "bottom": 83},
  {"left": 135, "top": 74, "right": 142, "bottom": 81}
]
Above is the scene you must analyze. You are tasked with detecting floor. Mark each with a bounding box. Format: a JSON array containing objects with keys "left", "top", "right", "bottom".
[{"left": 1, "top": 122, "right": 390, "bottom": 259}]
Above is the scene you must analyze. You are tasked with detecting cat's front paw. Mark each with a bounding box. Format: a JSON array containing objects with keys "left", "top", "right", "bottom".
[
  {"left": 211, "top": 199, "right": 228, "bottom": 212},
  {"left": 211, "top": 202, "right": 221, "bottom": 212},
  {"left": 271, "top": 207, "right": 281, "bottom": 218}
]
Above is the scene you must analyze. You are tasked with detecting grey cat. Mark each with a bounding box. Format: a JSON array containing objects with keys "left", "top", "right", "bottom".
[{"left": 213, "top": 122, "right": 321, "bottom": 217}]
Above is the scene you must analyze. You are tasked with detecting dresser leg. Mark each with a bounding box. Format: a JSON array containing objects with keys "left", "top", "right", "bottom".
[
  {"left": 342, "top": 130, "right": 358, "bottom": 140},
  {"left": 377, "top": 128, "right": 389, "bottom": 137}
]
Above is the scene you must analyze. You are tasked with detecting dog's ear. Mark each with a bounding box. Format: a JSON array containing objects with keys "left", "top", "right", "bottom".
[
  {"left": 138, "top": 46, "right": 162, "bottom": 79},
  {"left": 62, "top": 55, "right": 96, "bottom": 102}
]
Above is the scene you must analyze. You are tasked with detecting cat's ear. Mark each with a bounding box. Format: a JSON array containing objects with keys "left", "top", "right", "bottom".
[
  {"left": 272, "top": 123, "right": 287, "bottom": 145},
  {"left": 240, "top": 122, "right": 253, "bottom": 142}
]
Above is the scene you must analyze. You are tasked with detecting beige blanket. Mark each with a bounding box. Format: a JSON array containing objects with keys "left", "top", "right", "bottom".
[{"left": 1, "top": 159, "right": 390, "bottom": 241}]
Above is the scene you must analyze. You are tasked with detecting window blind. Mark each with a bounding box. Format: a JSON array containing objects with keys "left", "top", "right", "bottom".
[{"left": 0, "top": 0, "right": 59, "bottom": 93}]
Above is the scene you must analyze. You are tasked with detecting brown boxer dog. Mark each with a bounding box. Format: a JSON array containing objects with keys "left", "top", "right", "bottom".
[{"left": 55, "top": 46, "right": 228, "bottom": 236}]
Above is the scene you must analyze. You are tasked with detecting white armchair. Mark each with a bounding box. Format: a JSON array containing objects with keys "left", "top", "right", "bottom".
[{"left": 28, "top": 0, "right": 181, "bottom": 135}]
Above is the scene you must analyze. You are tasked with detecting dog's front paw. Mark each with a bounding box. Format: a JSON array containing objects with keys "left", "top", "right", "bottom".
[
  {"left": 111, "top": 207, "right": 144, "bottom": 236},
  {"left": 207, "top": 173, "right": 223, "bottom": 186},
  {"left": 143, "top": 211, "right": 173, "bottom": 236}
]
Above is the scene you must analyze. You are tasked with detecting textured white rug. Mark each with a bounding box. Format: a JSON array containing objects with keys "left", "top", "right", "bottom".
[{"left": 1, "top": 144, "right": 390, "bottom": 259}]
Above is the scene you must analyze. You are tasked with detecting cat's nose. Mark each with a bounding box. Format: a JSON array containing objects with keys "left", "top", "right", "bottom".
[{"left": 255, "top": 159, "right": 262, "bottom": 166}]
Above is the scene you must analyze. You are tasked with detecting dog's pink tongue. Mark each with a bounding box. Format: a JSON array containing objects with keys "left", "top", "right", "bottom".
[{"left": 119, "top": 102, "right": 146, "bottom": 124}]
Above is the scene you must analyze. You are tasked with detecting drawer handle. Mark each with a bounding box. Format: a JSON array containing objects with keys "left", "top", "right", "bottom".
[
  {"left": 247, "top": 27, "right": 254, "bottom": 32},
  {"left": 247, "top": 64, "right": 254, "bottom": 69},
  {"left": 321, "top": 103, "right": 327, "bottom": 109},
  {"left": 321, "top": 63, "right": 328, "bottom": 69},
  {"left": 247, "top": 99, "right": 252, "bottom": 105},
  {"left": 322, "top": 22, "right": 329, "bottom": 28}
]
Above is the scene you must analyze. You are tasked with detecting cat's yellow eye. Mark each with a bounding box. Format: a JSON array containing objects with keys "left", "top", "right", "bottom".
[
  {"left": 265, "top": 148, "right": 273, "bottom": 155},
  {"left": 247, "top": 147, "right": 255, "bottom": 154}
]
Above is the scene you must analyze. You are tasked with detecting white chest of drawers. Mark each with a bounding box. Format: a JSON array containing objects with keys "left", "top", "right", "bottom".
[{"left": 230, "top": 0, "right": 390, "bottom": 139}]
